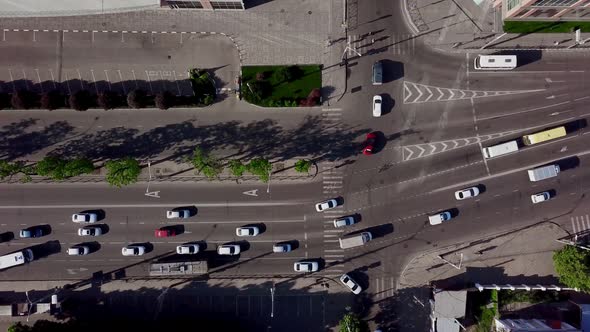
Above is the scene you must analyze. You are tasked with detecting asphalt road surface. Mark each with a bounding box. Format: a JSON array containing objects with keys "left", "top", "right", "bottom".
[{"left": 3, "top": 2, "right": 590, "bottom": 331}]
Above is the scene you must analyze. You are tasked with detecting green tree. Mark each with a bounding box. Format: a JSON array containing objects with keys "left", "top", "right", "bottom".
[
  {"left": 189, "top": 147, "right": 223, "bottom": 179},
  {"left": 64, "top": 158, "right": 95, "bottom": 177},
  {"left": 0, "top": 160, "right": 25, "bottom": 179},
  {"left": 246, "top": 158, "right": 272, "bottom": 182},
  {"left": 7, "top": 322, "right": 31, "bottom": 332},
  {"left": 294, "top": 159, "right": 312, "bottom": 173},
  {"left": 228, "top": 159, "right": 246, "bottom": 178},
  {"left": 105, "top": 158, "right": 141, "bottom": 187},
  {"left": 339, "top": 313, "right": 366, "bottom": 332},
  {"left": 35, "top": 156, "right": 67, "bottom": 180},
  {"left": 553, "top": 245, "right": 590, "bottom": 291}
]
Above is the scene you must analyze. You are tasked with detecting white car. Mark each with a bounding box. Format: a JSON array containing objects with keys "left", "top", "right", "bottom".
[
  {"left": 121, "top": 245, "right": 146, "bottom": 256},
  {"left": 176, "top": 244, "right": 200, "bottom": 255},
  {"left": 67, "top": 245, "right": 90, "bottom": 256},
  {"left": 340, "top": 274, "right": 362, "bottom": 294},
  {"left": 372, "top": 95, "right": 382, "bottom": 117},
  {"left": 428, "top": 211, "right": 452, "bottom": 225},
  {"left": 273, "top": 243, "right": 292, "bottom": 253},
  {"left": 72, "top": 213, "right": 98, "bottom": 223},
  {"left": 77, "top": 226, "right": 102, "bottom": 236},
  {"left": 217, "top": 244, "right": 241, "bottom": 256},
  {"left": 531, "top": 191, "right": 551, "bottom": 204},
  {"left": 294, "top": 261, "right": 319, "bottom": 272},
  {"left": 236, "top": 226, "right": 260, "bottom": 237},
  {"left": 454, "top": 187, "right": 480, "bottom": 200},
  {"left": 315, "top": 199, "right": 338, "bottom": 212},
  {"left": 166, "top": 209, "right": 190, "bottom": 219},
  {"left": 334, "top": 216, "right": 355, "bottom": 228}
]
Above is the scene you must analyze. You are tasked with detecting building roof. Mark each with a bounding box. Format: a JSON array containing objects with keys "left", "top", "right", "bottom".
[{"left": 433, "top": 290, "right": 467, "bottom": 332}]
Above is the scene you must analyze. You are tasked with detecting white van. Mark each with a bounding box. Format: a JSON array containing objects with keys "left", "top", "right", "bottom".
[
  {"left": 482, "top": 140, "right": 519, "bottom": 159},
  {"left": 474, "top": 55, "right": 517, "bottom": 70}
]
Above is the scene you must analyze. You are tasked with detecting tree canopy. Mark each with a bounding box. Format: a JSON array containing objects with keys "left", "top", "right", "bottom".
[{"left": 553, "top": 245, "right": 590, "bottom": 291}]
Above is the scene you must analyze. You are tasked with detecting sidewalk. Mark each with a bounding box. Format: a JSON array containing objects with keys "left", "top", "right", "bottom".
[
  {"left": 404, "top": 0, "right": 590, "bottom": 52},
  {"left": 0, "top": 158, "right": 318, "bottom": 184},
  {"left": 398, "top": 222, "right": 565, "bottom": 289}
]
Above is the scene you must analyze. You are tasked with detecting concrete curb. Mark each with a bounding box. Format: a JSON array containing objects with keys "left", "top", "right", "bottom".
[{"left": 401, "top": 0, "right": 420, "bottom": 35}]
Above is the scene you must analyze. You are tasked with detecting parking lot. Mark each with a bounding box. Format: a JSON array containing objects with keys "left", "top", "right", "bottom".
[{"left": 0, "top": 30, "right": 239, "bottom": 96}]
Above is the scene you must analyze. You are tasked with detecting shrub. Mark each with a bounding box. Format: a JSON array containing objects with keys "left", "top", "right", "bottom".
[
  {"left": 68, "top": 90, "right": 91, "bottom": 111},
  {"left": 256, "top": 72, "right": 265, "bottom": 81},
  {"left": 155, "top": 91, "right": 175, "bottom": 110},
  {"left": 40, "top": 90, "right": 63, "bottom": 110},
  {"left": 294, "top": 159, "right": 312, "bottom": 173},
  {"left": 202, "top": 94, "right": 215, "bottom": 106},
  {"left": 11, "top": 90, "right": 37, "bottom": 109},
  {"left": 275, "top": 65, "right": 303, "bottom": 82},
  {"left": 97, "top": 91, "right": 119, "bottom": 110},
  {"left": 127, "top": 89, "right": 147, "bottom": 109}
]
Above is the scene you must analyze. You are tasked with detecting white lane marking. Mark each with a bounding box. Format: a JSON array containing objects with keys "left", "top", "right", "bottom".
[{"left": 0, "top": 202, "right": 303, "bottom": 209}]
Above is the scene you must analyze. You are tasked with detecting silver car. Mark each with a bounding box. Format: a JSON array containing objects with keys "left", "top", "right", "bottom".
[
  {"left": 176, "top": 244, "right": 200, "bottom": 255},
  {"left": 340, "top": 274, "right": 362, "bottom": 294},
  {"left": 454, "top": 187, "right": 480, "bottom": 200},
  {"left": 72, "top": 213, "right": 98, "bottom": 223},
  {"left": 531, "top": 191, "right": 551, "bottom": 204},
  {"left": 315, "top": 199, "right": 338, "bottom": 212},
  {"left": 121, "top": 245, "right": 145, "bottom": 256},
  {"left": 236, "top": 226, "right": 260, "bottom": 237},
  {"left": 67, "top": 246, "right": 90, "bottom": 256},
  {"left": 217, "top": 244, "right": 241, "bottom": 256},
  {"left": 166, "top": 209, "right": 190, "bottom": 219},
  {"left": 334, "top": 216, "right": 355, "bottom": 228},
  {"left": 78, "top": 226, "right": 102, "bottom": 236},
  {"left": 294, "top": 261, "right": 319, "bottom": 272},
  {"left": 273, "top": 243, "right": 292, "bottom": 253}
]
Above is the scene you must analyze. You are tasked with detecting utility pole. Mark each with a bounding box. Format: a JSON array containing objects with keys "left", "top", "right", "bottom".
[
  {"left": 266, "top": 168, "right": 272, "bottom": 194},
  {"left": 270, "top": 283, "right": 275, "bottom": 318}
]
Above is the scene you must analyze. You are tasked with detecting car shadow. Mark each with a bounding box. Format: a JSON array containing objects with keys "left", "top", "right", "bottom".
[
  {"left": 30, "top": 240, "right": 61, "bottom": 260},
  {"left": 380, "top": 93, "right": 395, "bottom": 116},
  {"left": 96, "top": 224, "right": 110, "bottom": 235},
  {"left": 81, "top": 241, "right": 101, "bottom": 254},
  {"left": 372, "top": 131, "right": 386, "bottom": 154},
  {"left": 0, "top": 232, "right": 14, "bottom": 243},
  {"left": 38, "top": 224, "right": 52, "bottom": 236},
  {"left": 173, "top": 205, "right": 198, "bottom": 217},
  {"left": 278, "top": 240, "right": 299, "bottom": 251},
  {"left": 81, "top": 209, "right": 106, "bottom": 221},
  {"left": 164, "top": 225, "right": 185, "bottom": 235}
]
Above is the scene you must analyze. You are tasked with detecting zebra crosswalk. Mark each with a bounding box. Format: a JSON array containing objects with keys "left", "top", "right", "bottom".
[{"left": 571, "top": 214, "right": 590, "bottom": 234}]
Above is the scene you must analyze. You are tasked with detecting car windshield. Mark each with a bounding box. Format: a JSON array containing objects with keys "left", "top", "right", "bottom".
[{"left": 375, "top": 99, "right": 381, "bottom": 104}]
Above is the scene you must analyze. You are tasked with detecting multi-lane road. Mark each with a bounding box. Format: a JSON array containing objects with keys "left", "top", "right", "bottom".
[{"left": 2, "top": 1, "right": 590, "bottom": 329}]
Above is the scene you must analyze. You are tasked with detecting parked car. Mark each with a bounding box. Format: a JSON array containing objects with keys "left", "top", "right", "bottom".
[
  {"left": 217, "top": 244, "right": 241, "bottom": 256},
  {"left": 121, "top": 245, "right": 146, "bottom": 256},
  {"left": 236, "top": 226, "right": 260, "bottom": 237},
  {"left": 531, "top": 191, "right": 551, "bottom": 204},
  {"left": 294, "top": 260, "right": 319, "bottom": 272},
  {"left": 454, "top": 187, "right": 480, "bottom": 200},
  {"left": 67, "top": 245, "right": 90, "bottom": 256},
  {"left": 78, "top": 226, "right": 102, "bottom": 236},
  {"left": 19, "top": 226, "right": 44, "bottom": 238},
  {"left": 72, "top": 212, "right": 97, "bottom": 223},
  {"left": 428, "top": 211, "right": 452, "bottom": 226},
  {"left": 315, "top": 198, "right": 338, "bottom": 212},
  {"left": 273, "top": 243, "right": 292, "bottom": 253},
  {"left": 340, "top": 273, "right": 362, "bottom": 294},
  {"left": 372, "top": 95, "right": 382, "bottom": 117},
  {"left": 176, "top": 244, "right": 200, "bottom": 255},
  {"left": 155, "top": 228, "right": 176, "bottom": 238},
  {"left": 362, "top": 132, "right": 377, "bottom": 155},
  {"left": 334, "top": 216, "right": 355, "bottom": 228},
  {"left": 166, "top": 209, "right": 190, "bottom": 219}
]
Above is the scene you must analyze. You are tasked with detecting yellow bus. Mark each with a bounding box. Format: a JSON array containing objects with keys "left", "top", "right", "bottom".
[{"left": 522, "top": 126, "right": 566, "bottom": 146}]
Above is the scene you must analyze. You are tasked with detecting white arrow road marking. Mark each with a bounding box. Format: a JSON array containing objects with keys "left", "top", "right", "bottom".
[
  {"left": 404, "top": 147, "right": 415, "bottom": 160},
  {"left": 243, "top": 189, "right": 259, "bottom": 197},
  {"left": 416, "top": 145, "right": 426, "bottom": 158},
  {"left": 449, "top": 89, "right": 455, "bottom": 99},
  {"left": 424, "top": 87, "right": 433, "bottom": 102},
  {"left": 403, "top": 82, "right": 413, "bottom": 103},
  {"left": 440, "top": 142, "right": 448, "bottom": 151},
  {"left": 429, "top": 144, "right": 438, "bottom": 154},
  {"left": 413, "top": 84, "right": 424, "bottom": 103},
  {"left": 436, "top": 88, "right": 444, "bottom": 101},
  {"left": 145, "top": 191, "right": 160, "bottom": 198}
]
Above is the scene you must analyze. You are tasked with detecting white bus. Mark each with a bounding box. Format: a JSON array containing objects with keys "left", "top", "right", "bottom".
[
  {"left": 0, "top": 249, "right": 33, "bottom": 270},
  {"left": 482, "top": 140, "right": 519, "bottom": 159},
  {"left": 474, "top": 55, "right": 517, "bottom": 70}
]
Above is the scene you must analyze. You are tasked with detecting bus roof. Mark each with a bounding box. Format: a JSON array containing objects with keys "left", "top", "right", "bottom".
[{"left": 477, "top": 55, "right": 517, "bottom": 68}]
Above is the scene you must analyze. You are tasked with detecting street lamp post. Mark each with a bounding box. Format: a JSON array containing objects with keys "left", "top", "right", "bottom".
[
  {"left": 266, "top": 168, "right": 272, "bottom": 194},
  {"left": 270, "top": 284, "right": 275, "bottom": 318},
  {"left": 25, "top": 291, "right": 33, "bottom": 322}
]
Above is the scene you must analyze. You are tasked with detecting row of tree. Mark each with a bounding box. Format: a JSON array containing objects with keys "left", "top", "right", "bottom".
[
  {"left": 0, "top": 152, "right": 313, "bottom": 187},
  {"left": 2, "top": 89, "right": 185, "bottom": 111}
]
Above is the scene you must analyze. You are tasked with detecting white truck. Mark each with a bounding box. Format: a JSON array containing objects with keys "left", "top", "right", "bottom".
[
  {"left": 482, "top": 140, "right": 519, "bottom": 159},
  {"left": 528, "top": 164, "right": 560, "bottom": 182},
  {"left": 0, "top": 249, "right": 33, "bottom": 270},
  {"left": 339, "top": 232, "right": 372, "bottom": 249}
]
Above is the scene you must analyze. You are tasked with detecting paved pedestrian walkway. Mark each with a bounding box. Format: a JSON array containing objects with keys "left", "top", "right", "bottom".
[
  {"left": 0, "top": 158, "right": 317, "bottom": 184},
  {"left": 397, "top": 222, "right": 565, "bottom": 289},
  {"left": 404, "top": 0, "right": 590, "bottom": 52}
]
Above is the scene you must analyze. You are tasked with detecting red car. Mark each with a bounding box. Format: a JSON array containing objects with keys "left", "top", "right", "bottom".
[
  {"left": 155, "top": 228, "right": 176, "bottom": 238},
  {"left": 362, "top": 132, "right": 377, "bottom": 155}
]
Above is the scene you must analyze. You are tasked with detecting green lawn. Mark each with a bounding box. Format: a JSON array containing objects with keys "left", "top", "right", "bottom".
[
  {"left": 504, "top": 21, "right": 590, "bottom": 33},
  {"left": 241, "top": 65, "right": 322, "bottom": 107}
]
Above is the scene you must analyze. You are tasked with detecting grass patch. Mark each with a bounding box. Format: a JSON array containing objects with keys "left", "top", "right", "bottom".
[
  {"left": 471, "top": 289, "right": 498, "bottom": 332},
  {"left": 498, "top": 290, "right": 562, "bottom": 308},
  {"left": 504, "top": 21, "right": 590, "bottom": 33},
  {"left": 241, "top": 65, "right": 321, "bottom": 107}
]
